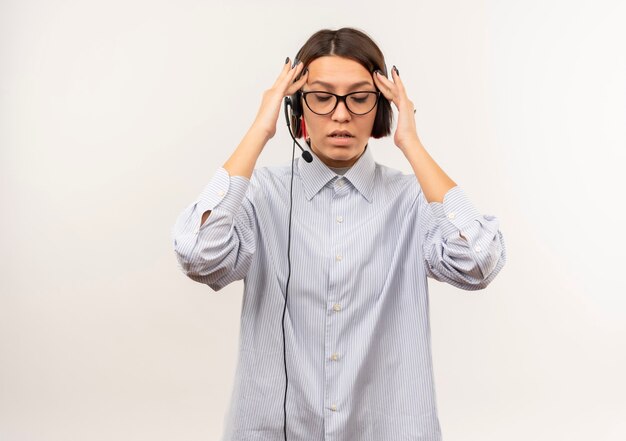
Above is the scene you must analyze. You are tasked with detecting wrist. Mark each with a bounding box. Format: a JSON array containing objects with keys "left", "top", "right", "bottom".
[
  {"left": 397, "top": 135, "right": 423, "bottom": 154},
  {"left": 248, "top": 122, "right": 274, "bottom": 144}
]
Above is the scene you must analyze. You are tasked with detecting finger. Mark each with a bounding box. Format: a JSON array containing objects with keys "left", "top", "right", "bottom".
[
  {"left": 390, "top": 67, "right": 416, "bottom": 114},
  {"left": 378, "top": 68, "right": 414, "bottom": 113},
  {"left": 373, "top": 71, "right": 394, "bottom": 91},
  {"left": 373, "top": 71, "right": 396, "bottom": 101},
  {"left": 391, "top": 66, "right": 406, "bottom": 93},
  {"left": 272, "top": 57, "right": 295, "bottom": 88},
  {"left": 280, "top": 60, "right": 304, "bottom": 89},
  {"left": 285, "top": 69, "right": 308, "bottom": 96},
  {"left": 281, "top": 64, "right": 305, "bottom": 96}
]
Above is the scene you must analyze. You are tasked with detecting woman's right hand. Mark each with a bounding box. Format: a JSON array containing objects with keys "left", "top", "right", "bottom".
[
  {"left": 222, "top": 59, "right": 307, "bottom": 180},
  {"left": 252, "top": 58, "right": 308, "bottom": 141}
]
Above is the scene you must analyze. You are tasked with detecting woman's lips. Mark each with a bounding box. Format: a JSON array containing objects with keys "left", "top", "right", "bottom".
[
  {"left": 327, "top": 134, "right": 354, "bottom": 146},
  {"left": 329, "top": 130, "right": 354, "bottom": 137}
]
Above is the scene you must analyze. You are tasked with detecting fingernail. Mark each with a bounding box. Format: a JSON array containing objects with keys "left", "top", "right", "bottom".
[
  {"left": 292, "top": 58, "right": 299, "bottom": 69},
  {"left": 285, "top": 57, "right": 290, "bottom": 64},
  {"left": 374, "top": 69, "right": 383, "bottom": 76},
  {"left": 393, "top": 65, "right": 400, "bottom": 76}
]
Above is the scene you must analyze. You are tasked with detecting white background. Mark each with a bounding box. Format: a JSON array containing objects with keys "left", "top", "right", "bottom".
[{"left": 1, "top": 0, "right": 625, "bottom": 440}]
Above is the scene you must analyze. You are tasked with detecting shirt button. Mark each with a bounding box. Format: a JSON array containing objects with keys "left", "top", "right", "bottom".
[
  {"left": 335, "top": 254, "right": 343, "bottom": 261},
  {"left": 331, "top": 353, "right": 339, "bottom": 361},
  {"left": 217, "top": 190, "right": 225, "bottom": 197},
  {"left": 336, "top": 179, "right": 344, "bottom": 187},
  {"left": 333, "top": 303, "right": 341, "bottom": 312},
  {"left": 447, "top": 212, "right": 456, "bottom": 220},
  {"left": 474, "top": 245, "right": 482, "bottom": 252},
  {"left": 336, "top": 215, "right": 344, "bottom": 223},
  {"left": 330, "top": 404, "right": 337, "bottom": 411}
]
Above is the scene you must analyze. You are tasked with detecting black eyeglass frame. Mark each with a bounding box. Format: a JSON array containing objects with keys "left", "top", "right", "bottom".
[{"left": 301, "top": 90, "right": 381, "bottom": 116}]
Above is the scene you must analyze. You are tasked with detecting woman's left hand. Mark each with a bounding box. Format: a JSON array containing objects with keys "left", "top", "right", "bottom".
[{"left": 373, "top": 66, "right": 422, "bottom": 152}]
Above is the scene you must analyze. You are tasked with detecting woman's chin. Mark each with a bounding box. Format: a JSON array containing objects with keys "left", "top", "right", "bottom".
[
  {"left": 310, "top": 140, "right": 366, "bottom": 167},
  {"left": 320, "top": 149, "right": 363, "bottom": 167}
]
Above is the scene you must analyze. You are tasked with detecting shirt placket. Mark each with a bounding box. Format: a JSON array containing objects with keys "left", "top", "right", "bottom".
[{"left": 324, "top": 176, "right": 349, "bottom": 437}]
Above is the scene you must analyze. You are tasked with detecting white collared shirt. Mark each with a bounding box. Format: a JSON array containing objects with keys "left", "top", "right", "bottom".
[{"left": 172, "top": 146, "right": 506, "bottom": 441}]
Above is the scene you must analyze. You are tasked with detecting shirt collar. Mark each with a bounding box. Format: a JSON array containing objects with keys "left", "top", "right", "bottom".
[{"left": 298, "top": 144, "right": 376, "bottom": 203}]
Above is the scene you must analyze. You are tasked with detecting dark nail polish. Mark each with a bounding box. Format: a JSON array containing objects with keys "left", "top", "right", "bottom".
[
  {"left": 393, "top": 65, "right": 400, "bottom": 76},
  {"left": 285, "top": 57, "right": 290, "bottom": 64}
]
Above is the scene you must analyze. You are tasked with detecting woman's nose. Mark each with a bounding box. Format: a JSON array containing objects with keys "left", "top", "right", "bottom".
[{"left": 331, "top": 98, "right": 351, "bottom": 122}]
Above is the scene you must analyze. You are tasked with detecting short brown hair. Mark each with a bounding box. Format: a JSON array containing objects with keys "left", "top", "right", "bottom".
[{"left": 293, "top": 27, "right": 393, "bottom": 139}]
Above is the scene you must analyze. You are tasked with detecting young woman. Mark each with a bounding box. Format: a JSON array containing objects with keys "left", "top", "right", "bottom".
[{"left": 173, "top": 27, "right": 506, "bottom": 441}]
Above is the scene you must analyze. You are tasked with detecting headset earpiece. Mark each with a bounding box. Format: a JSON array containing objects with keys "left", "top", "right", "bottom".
[
  {"left": 283, "top": 92, "right": 313, "bottom": 163},
  {"left": 289, "top": 90, "right": 303, "bottom": 138}
]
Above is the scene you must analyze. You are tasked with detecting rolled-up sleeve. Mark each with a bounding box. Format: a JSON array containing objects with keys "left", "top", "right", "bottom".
[
  {"left": 419, "top": 186, "right": 506, "bottom": 290},
  {"left": 171, "top": 167, "right": 256, "bottom": 291}
]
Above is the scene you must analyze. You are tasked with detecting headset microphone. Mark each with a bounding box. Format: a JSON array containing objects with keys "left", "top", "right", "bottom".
[{"left": 284, "top": 96, "right": 313, "bottom": 163}]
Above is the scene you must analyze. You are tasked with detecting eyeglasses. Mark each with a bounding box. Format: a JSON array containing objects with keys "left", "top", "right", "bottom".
[{"left": 301, "top": 90, "right": 380, "bottom": 116}]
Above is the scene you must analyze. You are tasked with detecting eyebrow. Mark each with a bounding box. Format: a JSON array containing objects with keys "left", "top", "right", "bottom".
[{"left": 308, "top": 80, "right": 374, "bottom": 90}]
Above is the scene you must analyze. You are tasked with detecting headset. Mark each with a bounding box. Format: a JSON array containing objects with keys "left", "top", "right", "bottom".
[
  {"left": 280, "top": 75, "right": 313, "bottom": 441},
  {"left": 279, "top": 62, "right": 387, "bottom": 440},
  {"left": 284, "top": 90, "right": 313, "bottom": 163},
  {"left": 276, "top": 45, "right": 394, "bottom": 436},
  {"left": 280, "top": 61, "right": 386, "bottom": 439}
]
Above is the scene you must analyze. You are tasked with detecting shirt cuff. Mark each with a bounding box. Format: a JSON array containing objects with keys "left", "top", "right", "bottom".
[
  {"left": 195, "top": 168, "right": 250, "bottom": 223},
  {"left": 427, "top": 186, "right": 482, "bottom": 239}
]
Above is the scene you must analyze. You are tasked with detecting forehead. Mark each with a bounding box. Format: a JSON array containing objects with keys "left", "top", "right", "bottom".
[{"left": 306, "top": 56, "right": 373, "bottom": 91}]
